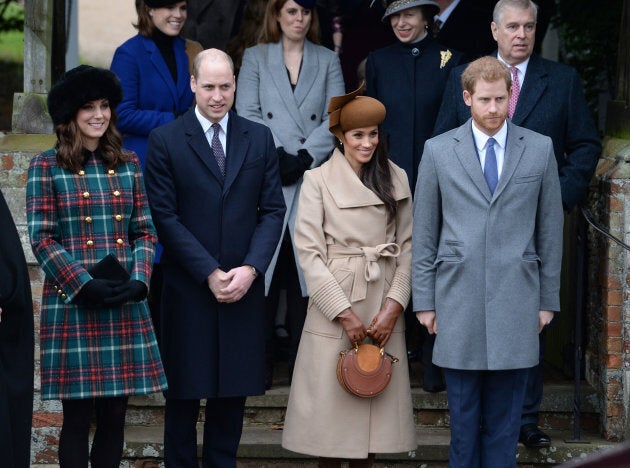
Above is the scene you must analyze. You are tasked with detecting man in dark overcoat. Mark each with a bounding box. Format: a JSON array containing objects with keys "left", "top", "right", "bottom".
[
  {"left": 432, "top": 0, "right": 601, "bottom": 448},
  {"left": 0, "top": 190, "right": 34, "bottom": 468},
  {"left": 144, "top": 48, "right": 285, "bottom": 467}
]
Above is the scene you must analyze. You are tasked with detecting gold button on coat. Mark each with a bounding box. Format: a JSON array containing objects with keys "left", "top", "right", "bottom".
[
  {"left": 113, "top": 190, "right": 121, "bottom": 197},
  {"left": 83, "top": 192, "right": 90, "bottom": 198},
  {"left": 86, "top": 240, "right": 94, "bottom": 246},
  {"left": 115, "top": 214, "right": 122, "bottom": 221},
  {"left": 79, "top": 170, "right": 85, "bottom": 176},
  {"left": 85, "top": 216, "right": 93, "bottom": 223},
  {"left": 116, "top": 238, "right": 124, "bottom": 245},
  {"left": 61, "top": 294, "right": 67, "bottom": 300},
  {"left": 108, "top": 169, "right": 115, "bottom": 175}
]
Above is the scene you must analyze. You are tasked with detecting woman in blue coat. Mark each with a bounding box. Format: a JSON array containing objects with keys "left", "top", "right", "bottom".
[
  {"left": 110, "top": 0, "right": 202, "bottom": 342},
  {"left": 110, "top": 0, "right": 201, "bottom": 168},
  {"left": 365, "top": 0, "right": 464, "bottom": 393}
]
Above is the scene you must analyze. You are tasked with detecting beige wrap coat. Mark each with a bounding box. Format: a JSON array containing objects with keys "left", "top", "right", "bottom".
[{"left": 281, "top": 150, "right": 416, "bottom": 458}]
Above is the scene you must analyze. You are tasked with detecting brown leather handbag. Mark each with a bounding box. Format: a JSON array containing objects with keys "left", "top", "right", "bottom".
[{"left": 336, "top": 343, "right": 398, "bottom": 398}]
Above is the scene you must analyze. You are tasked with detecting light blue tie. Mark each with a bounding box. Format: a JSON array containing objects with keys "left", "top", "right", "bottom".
[{"left": 484, "top": 137, "right": 498, "bottom": 194}]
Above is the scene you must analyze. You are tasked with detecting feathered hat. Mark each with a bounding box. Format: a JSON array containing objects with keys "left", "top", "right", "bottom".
[{"left": 328, "top": 83, "right": 386, "bottom": 140}]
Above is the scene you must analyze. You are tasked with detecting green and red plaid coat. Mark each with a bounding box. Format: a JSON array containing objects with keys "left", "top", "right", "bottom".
[{"left": 27, "top": 148, "right": 167, "bottom": 400}]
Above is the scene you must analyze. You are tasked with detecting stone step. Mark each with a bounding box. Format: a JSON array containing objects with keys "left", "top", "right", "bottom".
[
  {"left": 116, "top": 425, "right": 618, "bottom": 467},
  {"left": 123, "top": 381, "right": 600, "bottom": 432}
]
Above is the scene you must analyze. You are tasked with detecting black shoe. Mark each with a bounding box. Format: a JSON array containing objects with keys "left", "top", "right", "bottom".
[
  {"left": 519, "top": 423, "right": 551, "bottom": 447},
  {"left": 422, "top": 365, "right": 446, "bottom": 393},
  {"left": 265, "top": 365, "right": 273, "bottom": 390}
]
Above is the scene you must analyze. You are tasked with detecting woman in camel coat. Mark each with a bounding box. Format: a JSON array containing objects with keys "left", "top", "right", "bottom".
[{"left": 282, "top": 87, "right": 416, "bottom": 467}]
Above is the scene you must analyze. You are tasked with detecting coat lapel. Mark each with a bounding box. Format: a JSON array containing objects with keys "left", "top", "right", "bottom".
[
  {"left": 512, "top": 54, "right": 547, "bottom": 125},
  {"left": 142, "top": 36, "right": 179, "bottom": 104},
  {"left": 223, "top": 112, "right": 249, "bottom": 193},
  {"left": 453, "top": 120, "right": 493, "bottom": 202},
  {"left": 493, "top": 121, "right": 526, "bottom": 198},
  {"left": 174, "top": 37, "right": 193, "bottom": 102},
  {"left": 293, "top": 40, "right": 317, "bottom": 107},
  {"left": 322, "top": 150, "right": 383, "bottom": 208},
  {"left": 267, "top": 42, "right": 307, "bottom": 133},
  {"left": 184, "top": 111, "right": 224, "bottom": 184}
]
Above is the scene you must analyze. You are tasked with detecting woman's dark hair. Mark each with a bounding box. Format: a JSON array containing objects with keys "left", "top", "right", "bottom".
[
  {"left": 260, "top": 0, "right": 320, "bottom": 44},
  {"left": 226, "top": 0, "right": 269, "bottom": 75},
  {"left": 335, "top": 129, "right": 397, "bottom": 222},
  {"left": 135, "top": 2, "right": 156, "bottom": 36},
  {"left": 54, "top": 106, "right": 128, "bottom": 173}
]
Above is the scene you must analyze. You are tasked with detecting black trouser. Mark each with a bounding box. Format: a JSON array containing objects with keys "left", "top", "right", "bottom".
[
  {"left": 148, "top": 262, "right": 164, "bottom": 346},
  {"left": 59, "top": 397, "right": 128, "bottom": 468},
  {"left": 164, "top": 396, "right": 246, "bottom": 468}
]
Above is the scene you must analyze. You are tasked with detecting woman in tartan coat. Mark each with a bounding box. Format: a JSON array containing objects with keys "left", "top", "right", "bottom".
[{"left": 26, "top": 65, "right": 167, "bottom": 467}]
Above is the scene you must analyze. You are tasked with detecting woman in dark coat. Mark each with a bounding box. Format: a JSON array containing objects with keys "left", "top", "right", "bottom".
[
  {"left": 27, "top": 65, "right": 167, "bottom": 467},
  {"left": 0, "top": 190, "right": 34, "bottom": 468},
  {"left": 365, "top": 0, "right": 464, "bottom": 393},
  {"left": 366, "top": 0, "right": 464, "bottom": 190}
]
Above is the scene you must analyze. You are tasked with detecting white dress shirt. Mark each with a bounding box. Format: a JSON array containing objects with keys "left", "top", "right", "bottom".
[
  {"left": 195, "top": 106, "right": 229, "bottom": 156},
  {"left": 472, "top": 120, "right": 508, "bottom": 178}
]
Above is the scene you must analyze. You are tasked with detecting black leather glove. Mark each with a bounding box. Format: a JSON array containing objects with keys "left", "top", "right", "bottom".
[
  {"left": 278, "top": 147, "right": 308, "bottom": 186},
  {"left": 102, "top": 280, "right": 148, "bottom": 308},
  {"left": 73, "top": 279, "right": 121, "bottom": 307},
  {"left": 297, "top": 149, "right": 314, "bottom": 169}
]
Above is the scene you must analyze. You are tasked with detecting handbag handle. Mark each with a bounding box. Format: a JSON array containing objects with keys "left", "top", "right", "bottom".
[{"left": 352, "top": 341, "right": 399, "bottom": 363}]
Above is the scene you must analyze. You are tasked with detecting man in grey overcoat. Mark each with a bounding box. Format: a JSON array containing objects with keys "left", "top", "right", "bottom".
[{"left": 412, "top": 56, "right": 563, "bottom": 468}]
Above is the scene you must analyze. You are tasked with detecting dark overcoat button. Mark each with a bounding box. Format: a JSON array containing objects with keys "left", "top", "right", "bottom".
[
  {"left": 411, "top": 48, "right": 420, "bottom": 56},
  {"left": 310, "top": 114, "right": 316, "bottom": 120},
  {"left": 300, "top": 138, "right": 306, "bottom": 144},
  {"left": 267, "top": 112, "right": 273, "bottom": 119}
]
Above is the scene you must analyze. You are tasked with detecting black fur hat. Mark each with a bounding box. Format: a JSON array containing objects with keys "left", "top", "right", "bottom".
[{"left": 47, "top": 65, "right": 123, "bottom": 126}]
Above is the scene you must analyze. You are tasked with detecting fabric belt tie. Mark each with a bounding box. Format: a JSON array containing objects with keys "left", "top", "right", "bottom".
[{"left": 327, "top": 243, "right": 401, "bottom": 302}]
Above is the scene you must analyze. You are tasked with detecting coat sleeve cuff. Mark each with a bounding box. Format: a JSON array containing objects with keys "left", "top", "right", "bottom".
[{"left": 310, "top": 277, "right": 352, "bottom": 321}]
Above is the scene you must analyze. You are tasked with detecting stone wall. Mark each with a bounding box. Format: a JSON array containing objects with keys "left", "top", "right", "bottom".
[
  {"left": 0, "top": 133, "right": 61, "bottom": 463},
  {"left": 586, "top": 137, "right": 630, "bottom": 441}
]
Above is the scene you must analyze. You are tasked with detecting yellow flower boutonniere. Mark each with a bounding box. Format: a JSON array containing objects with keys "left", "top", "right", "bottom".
[{"left": 440, "top": 50, "right": 453, "bottom": 69}]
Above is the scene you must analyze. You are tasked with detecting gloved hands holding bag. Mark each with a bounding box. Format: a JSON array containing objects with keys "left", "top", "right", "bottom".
[
  {"left": 73, "top": 279, "right": 122, "bottom": 307},
  {"left": 103, "top": 280, "right": 148, "bottom": 308}
]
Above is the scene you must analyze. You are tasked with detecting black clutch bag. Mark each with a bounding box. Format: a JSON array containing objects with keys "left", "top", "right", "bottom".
[{"left": 88, "top": 254, "right": 130, "bottom": 282}]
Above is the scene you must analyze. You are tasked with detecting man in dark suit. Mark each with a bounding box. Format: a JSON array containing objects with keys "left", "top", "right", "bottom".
[
  {"left": 183, "top": 0, "right": 245, "bottom": 50},
  {"left": 414, "top": 56, "right": 563, "bottom": 468},
  {"left": 433, "top": 0, "right": 601, "bottom": 448},
  {"left": 145, "top": 48, "right": 286, "bottom": 467},
  {"left": 433, "top": 0, "right": 496, "bottom": 61}
]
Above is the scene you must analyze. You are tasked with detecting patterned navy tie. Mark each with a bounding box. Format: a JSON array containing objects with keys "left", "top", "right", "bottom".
[
  {"left": 211, "top": 123, "right": 226, "bottom": 176},
  {"left": 484, "top": 137, "right": 498, "bottom": 194}
]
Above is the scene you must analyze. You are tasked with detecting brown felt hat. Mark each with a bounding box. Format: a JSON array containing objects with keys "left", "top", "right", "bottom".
[{"left": 328, "top": 83, "right": 386, "bottom": 140}]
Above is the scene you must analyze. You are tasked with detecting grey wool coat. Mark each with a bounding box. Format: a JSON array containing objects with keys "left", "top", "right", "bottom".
[
  {"left": 412, "top": 120, "right": 564, "bottom": 371},
  {"left": 282, "top": 150, "right": 417, "bottom": 458},
  {"left": 235, "top": 39, "right": 345, "bottom": 295}
]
